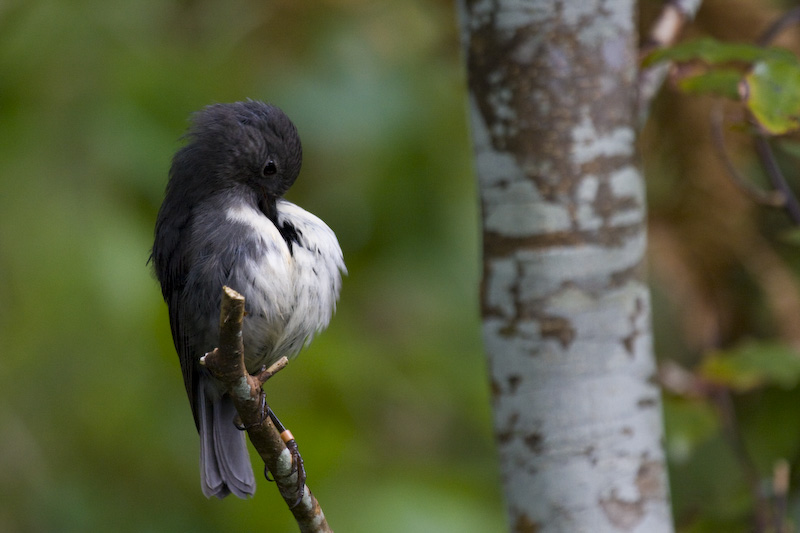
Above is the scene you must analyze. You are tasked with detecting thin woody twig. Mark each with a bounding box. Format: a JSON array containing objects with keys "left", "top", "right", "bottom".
[
  {"left": 757, "top": 6, "right": 800, "bottom": 46},
  {"left": 709, "top": 104, "right": 786, "bottom": 207},
  {"left": 712, "top": 388, "right": 769, "bottom": 533},
  {"left": 748, "top": 7, "right": 800, "bottom": 226},
  {"left": 772, "top": 459, "right": 790, "bottom": 533},
  {"left": 754, "top": 135, "right": 800, "bottom": 224},
  {"left": 201, "top": 286, "right": 332, "bottom": 533},
  {"left": 638, "top": 0, "right": 704, "bottom": 124},
  {"left": 255, "top": 356, "right": 290, "bottom": 386}
]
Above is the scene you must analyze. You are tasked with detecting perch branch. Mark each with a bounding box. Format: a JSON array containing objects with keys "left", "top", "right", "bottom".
[{"left": 200, "top": 286, "right": 332, "bottom": 533}]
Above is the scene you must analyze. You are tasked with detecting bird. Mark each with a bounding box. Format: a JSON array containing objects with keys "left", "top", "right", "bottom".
[{"left": 151, "top": 101, "right": 346, "bottom": 499}]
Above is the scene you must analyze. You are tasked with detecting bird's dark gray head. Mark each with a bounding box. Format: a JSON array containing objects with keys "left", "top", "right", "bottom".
[{"left": 174, "top": 101, "right": 303, "bottom": 204}]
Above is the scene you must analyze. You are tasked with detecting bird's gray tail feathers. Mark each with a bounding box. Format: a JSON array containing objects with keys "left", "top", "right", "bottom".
[{"left": 197, "top": 379, "right": 256, "bottom": 499}]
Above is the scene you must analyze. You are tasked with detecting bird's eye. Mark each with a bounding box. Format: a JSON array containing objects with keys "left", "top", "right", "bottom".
[{"left": 262, "top": 158, "right": 278, "bottom": 176}]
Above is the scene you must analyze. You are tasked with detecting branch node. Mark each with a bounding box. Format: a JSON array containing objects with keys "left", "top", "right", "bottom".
[{"left": 254, "top": 356, "right": 290, "bottom": 387}]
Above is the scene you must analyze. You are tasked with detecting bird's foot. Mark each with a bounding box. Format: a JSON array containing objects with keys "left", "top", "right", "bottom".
[
  {"left": 267, "top": 408, "right": 306, "bottom": 508},
  {"left": 232, "top": 389, "right": 268, "bottom": 430}
]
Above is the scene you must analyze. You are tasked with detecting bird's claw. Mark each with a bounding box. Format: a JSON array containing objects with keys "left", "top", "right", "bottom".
[
  {"left": 262, "top": 437, "right": 305, "bottom": 507},
  {"left": 233, "top": 390, "right": 268, "bottom": 430},
  {"left": 261, "top": 407, "right": 307, "bottom": 508},
  {"left": 285, "top": 437, "right": 306, "bottom": 508}
]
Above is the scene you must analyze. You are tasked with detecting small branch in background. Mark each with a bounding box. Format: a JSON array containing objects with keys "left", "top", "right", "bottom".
[
  {"left": 772, "top": 459, "right": 790, "bottom": 533},
  {"left": 748, "top": 8, "right": 800, "bottom": 226},
  {"left": 753, "top": 135, "right": 800, "bottom": 224},
  {"left": 758, "top": 7, "right": 800, "bottom": 46},
  {"left": 201, "top": 286, "right": 332, "bottom": 533},
  {"left": 733, "top": 233, "right": 800, "bottom": 350},
  {"left": 709, "top": 105, "right": 786, "bottom": 207},
  {"left": 660, "top": 362, "right": 796, "bottom": 531},
  {"left": 710, "top": 388, "right": 770, "bottom": 533},
  {"left": 660, "top": 365, "right": 778, "bottom": 532},
  {"left": 658, "top": 360, "right": 712, "bottom": 398},
  {"left": 638, "top": 0, "right": 704, "bottom": 124}
]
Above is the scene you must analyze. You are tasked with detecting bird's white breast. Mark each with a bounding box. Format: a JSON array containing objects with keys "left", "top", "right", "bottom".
[{"left": 224, "top": 199, "right": 345, "bottom": 368}]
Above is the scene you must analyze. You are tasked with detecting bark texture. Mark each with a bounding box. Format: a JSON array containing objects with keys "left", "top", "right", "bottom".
[{"left": 458, "top": 1, "right": 674, "bottom": 531}]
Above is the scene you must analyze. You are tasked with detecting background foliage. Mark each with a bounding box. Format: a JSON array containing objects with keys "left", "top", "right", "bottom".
[
  {"left": 0, "top": 1, "right": 498, "bottom": 531},
  {"left": 644, "top": 0, "right": 800, "bottom": 531},
  {"left": 4, "top": 0, "right": 800, "bottom": 531}
]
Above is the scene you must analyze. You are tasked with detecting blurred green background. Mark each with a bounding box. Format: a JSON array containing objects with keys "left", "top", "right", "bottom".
[
  {"left": 0, "top": 1, "right": 499, "bottom": 531},
  {"left": 6, "top": 0, "right": 800, "bottom": 532}
]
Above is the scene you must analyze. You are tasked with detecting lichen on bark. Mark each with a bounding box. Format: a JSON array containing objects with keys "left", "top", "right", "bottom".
[{"left": 459, "top": 1, "right": 674, "bottom": 531}]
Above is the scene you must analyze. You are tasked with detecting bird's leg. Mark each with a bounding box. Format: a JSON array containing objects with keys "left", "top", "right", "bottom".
[
  {"left": 228, "top": 357, "right": 304, "bottom": 505},
  {"left": 233, "top": 388, "right": 268, "bottom": 430},
  {"left": 268, "top": 408, "right": 306, "bottom": 508},
  {"left": 232, "top": 357, "right": 288, "bottom": 430}
]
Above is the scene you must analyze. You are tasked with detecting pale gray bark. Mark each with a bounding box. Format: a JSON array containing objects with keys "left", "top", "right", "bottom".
[{"left": 457, "top": 1, "right": 674, "bottom": 532}]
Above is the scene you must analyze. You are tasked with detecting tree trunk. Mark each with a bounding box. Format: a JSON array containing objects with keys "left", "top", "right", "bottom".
[{"left": 457, "top": 1, "right": 675, "bottom": 532}]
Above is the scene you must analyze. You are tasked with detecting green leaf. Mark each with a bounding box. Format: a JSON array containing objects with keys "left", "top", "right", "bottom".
[
  {"left": 777, "top": 226, "right": 800, "bottom": 246},
  {"left": 644, "top": 38, "right": 795, "bottom": 67},
  {"left": 700, "top": 341, "right": 800, "bottom": 391},
  {"left": 643, "top": 37, "right": 800, "bottom": 133},
  {"left": 775, "top": 138, "right": 800, "bottom": 159},
  {"left": 677, "top": 69, "right": 742, "bottom": 99},
  {"left": 663, "top": 397, "right": 719, "bottom": 463},
  {"left": 744, "top": 58, "right": 800, "bottom": 134}
]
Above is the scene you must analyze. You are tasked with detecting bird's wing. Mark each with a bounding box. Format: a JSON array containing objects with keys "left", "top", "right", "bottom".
[
  {"left": 154, "top": 202, "right": 204, "bottom": 430},
  {"left": 169, "top": 294, "right": 203, "bottom": 430}
]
